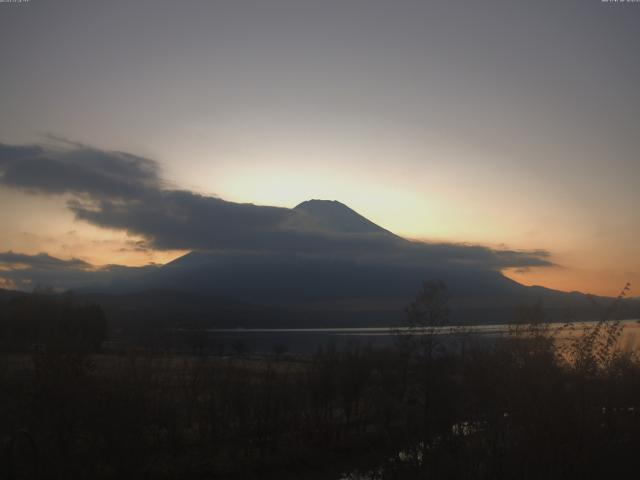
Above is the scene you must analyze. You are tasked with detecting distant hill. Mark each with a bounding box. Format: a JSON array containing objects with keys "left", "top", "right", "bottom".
[
  {"left": 1, "top": 287, "right": 637, "bottom": 334},
  {"left": 0, "top": 288, "right": 27, "bottom": 302}
]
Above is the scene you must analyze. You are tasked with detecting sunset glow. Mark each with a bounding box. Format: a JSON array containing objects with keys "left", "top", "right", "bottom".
[{"left": 1, "top": 1, "right": 639, "bottom": 297}]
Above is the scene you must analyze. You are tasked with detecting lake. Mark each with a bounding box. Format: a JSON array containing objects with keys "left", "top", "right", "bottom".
[{"left": 190, "top": 319, "right": 640, "bottom": 354}]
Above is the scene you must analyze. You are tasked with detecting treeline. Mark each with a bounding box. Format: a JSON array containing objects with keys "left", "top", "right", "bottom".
[
  {"left": 0, "top": 294, "right": 107, "bottom": 351},
  {"left": 1, "top": 282, "right": 639, "bottom": 479},
  {"left": 2, "top": 330, "right": 639, "bottom": 479}
]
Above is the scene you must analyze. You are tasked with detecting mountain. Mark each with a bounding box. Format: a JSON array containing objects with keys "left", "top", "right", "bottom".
[
  {"left": 78, "top": 198, "right": 630, "bottom": 326},
  {"left": 293, "top": 199, "right": 396, "bottom": 236}
]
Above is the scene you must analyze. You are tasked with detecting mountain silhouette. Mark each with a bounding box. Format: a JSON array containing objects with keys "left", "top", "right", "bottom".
[
  {"left": 83, "top": 198, "right": 623, "bottom": 325},
  {"left": 293, "top": 199, "right": 396, "bottom": 236}
]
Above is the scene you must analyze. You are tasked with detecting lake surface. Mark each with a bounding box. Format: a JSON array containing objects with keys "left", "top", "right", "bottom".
[{"left": 194, "top": 319, "right": 640, "bottom": 354}]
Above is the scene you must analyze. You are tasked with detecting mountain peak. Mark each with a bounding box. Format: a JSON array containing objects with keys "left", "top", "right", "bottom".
[
  {"left": 295, "top": 198, "right": 341, "bottom": 206},
  {"left": 293, "top": 199, "right": 393, "bottom": 235}
]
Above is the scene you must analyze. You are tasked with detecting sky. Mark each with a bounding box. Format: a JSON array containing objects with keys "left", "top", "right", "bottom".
[{"left": 0, "top": 0, "right": 639, "bottom": 296}]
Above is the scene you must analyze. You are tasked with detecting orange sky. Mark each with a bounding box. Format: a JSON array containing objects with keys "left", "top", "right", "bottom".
[
  {"left": 0, "top": 183, "right": 636, "bottom": 297},
  {"left": 1, "top": 1, "right": 639, "bottom": 297}
]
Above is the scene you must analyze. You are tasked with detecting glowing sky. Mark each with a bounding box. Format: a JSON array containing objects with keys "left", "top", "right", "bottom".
[{"left": 1, "top": 0, "right": 639, "bottom": 296}]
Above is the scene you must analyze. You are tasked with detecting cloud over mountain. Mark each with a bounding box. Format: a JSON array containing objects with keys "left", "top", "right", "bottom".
[
  {"left": 0, "top": 251, "right": 91, "bottom": 271},
  {"left": 0, "top": 250, "right": 157, "bottom": 291},
  {"left": 0, "top": 140, "right": 554, "bottom": 290},
  {"left": 0, "top": 251, "right": 91, "bottom": 290}
]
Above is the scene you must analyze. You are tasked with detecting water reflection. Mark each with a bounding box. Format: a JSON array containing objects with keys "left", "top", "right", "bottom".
[
  {"left": 201, "top": 319, "right": 640, "bottom": 354},
  {"left": 206, "top": 319, "right": 640, "bottom": 338}
]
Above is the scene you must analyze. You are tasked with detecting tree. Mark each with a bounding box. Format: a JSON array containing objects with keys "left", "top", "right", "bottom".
[
  {"left": 402, "top": 280, "right": 454, "bottom": 474},
  {"left": 404, "top": 280, "right": 450, "bottom": 359}
]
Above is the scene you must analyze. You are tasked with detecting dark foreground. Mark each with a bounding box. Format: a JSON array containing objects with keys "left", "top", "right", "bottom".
[{"left": 2, "top": 323, "right": 640, "bottom": 479}]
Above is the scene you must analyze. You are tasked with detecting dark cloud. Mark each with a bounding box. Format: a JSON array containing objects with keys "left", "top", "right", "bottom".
[
  {"left": 0, "top": 250, "right": 155, "bottom": 292},
  {"left": 0, "top": 250, "right": 91, "bottom": 291},
  {"left": 0, "top": 141, "right": 554, "bottom": 277},
  {"left": 0, "top": 251, "right": 91, "bottom": 270},
  {"left": 401, "top": 242, "right": 552, "bottom": 270},
  {"left": 0, "top": 140, "right": 162, "bottom": 198},
  {"left": 0, "top": 140, "right": 296, "bottom": 251},
  {"left": 68, "top": 190, "right": 293, "bottom": 251}
]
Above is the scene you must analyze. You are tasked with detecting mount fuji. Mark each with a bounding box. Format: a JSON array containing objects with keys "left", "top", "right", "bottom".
[{"left": 82, "top": 199, "right": 619, "bottom": 326}]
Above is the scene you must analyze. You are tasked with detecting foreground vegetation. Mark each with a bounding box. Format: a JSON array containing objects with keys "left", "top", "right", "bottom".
[{"left": 1, "top": 283, "right": 639, "bottom": 479}]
